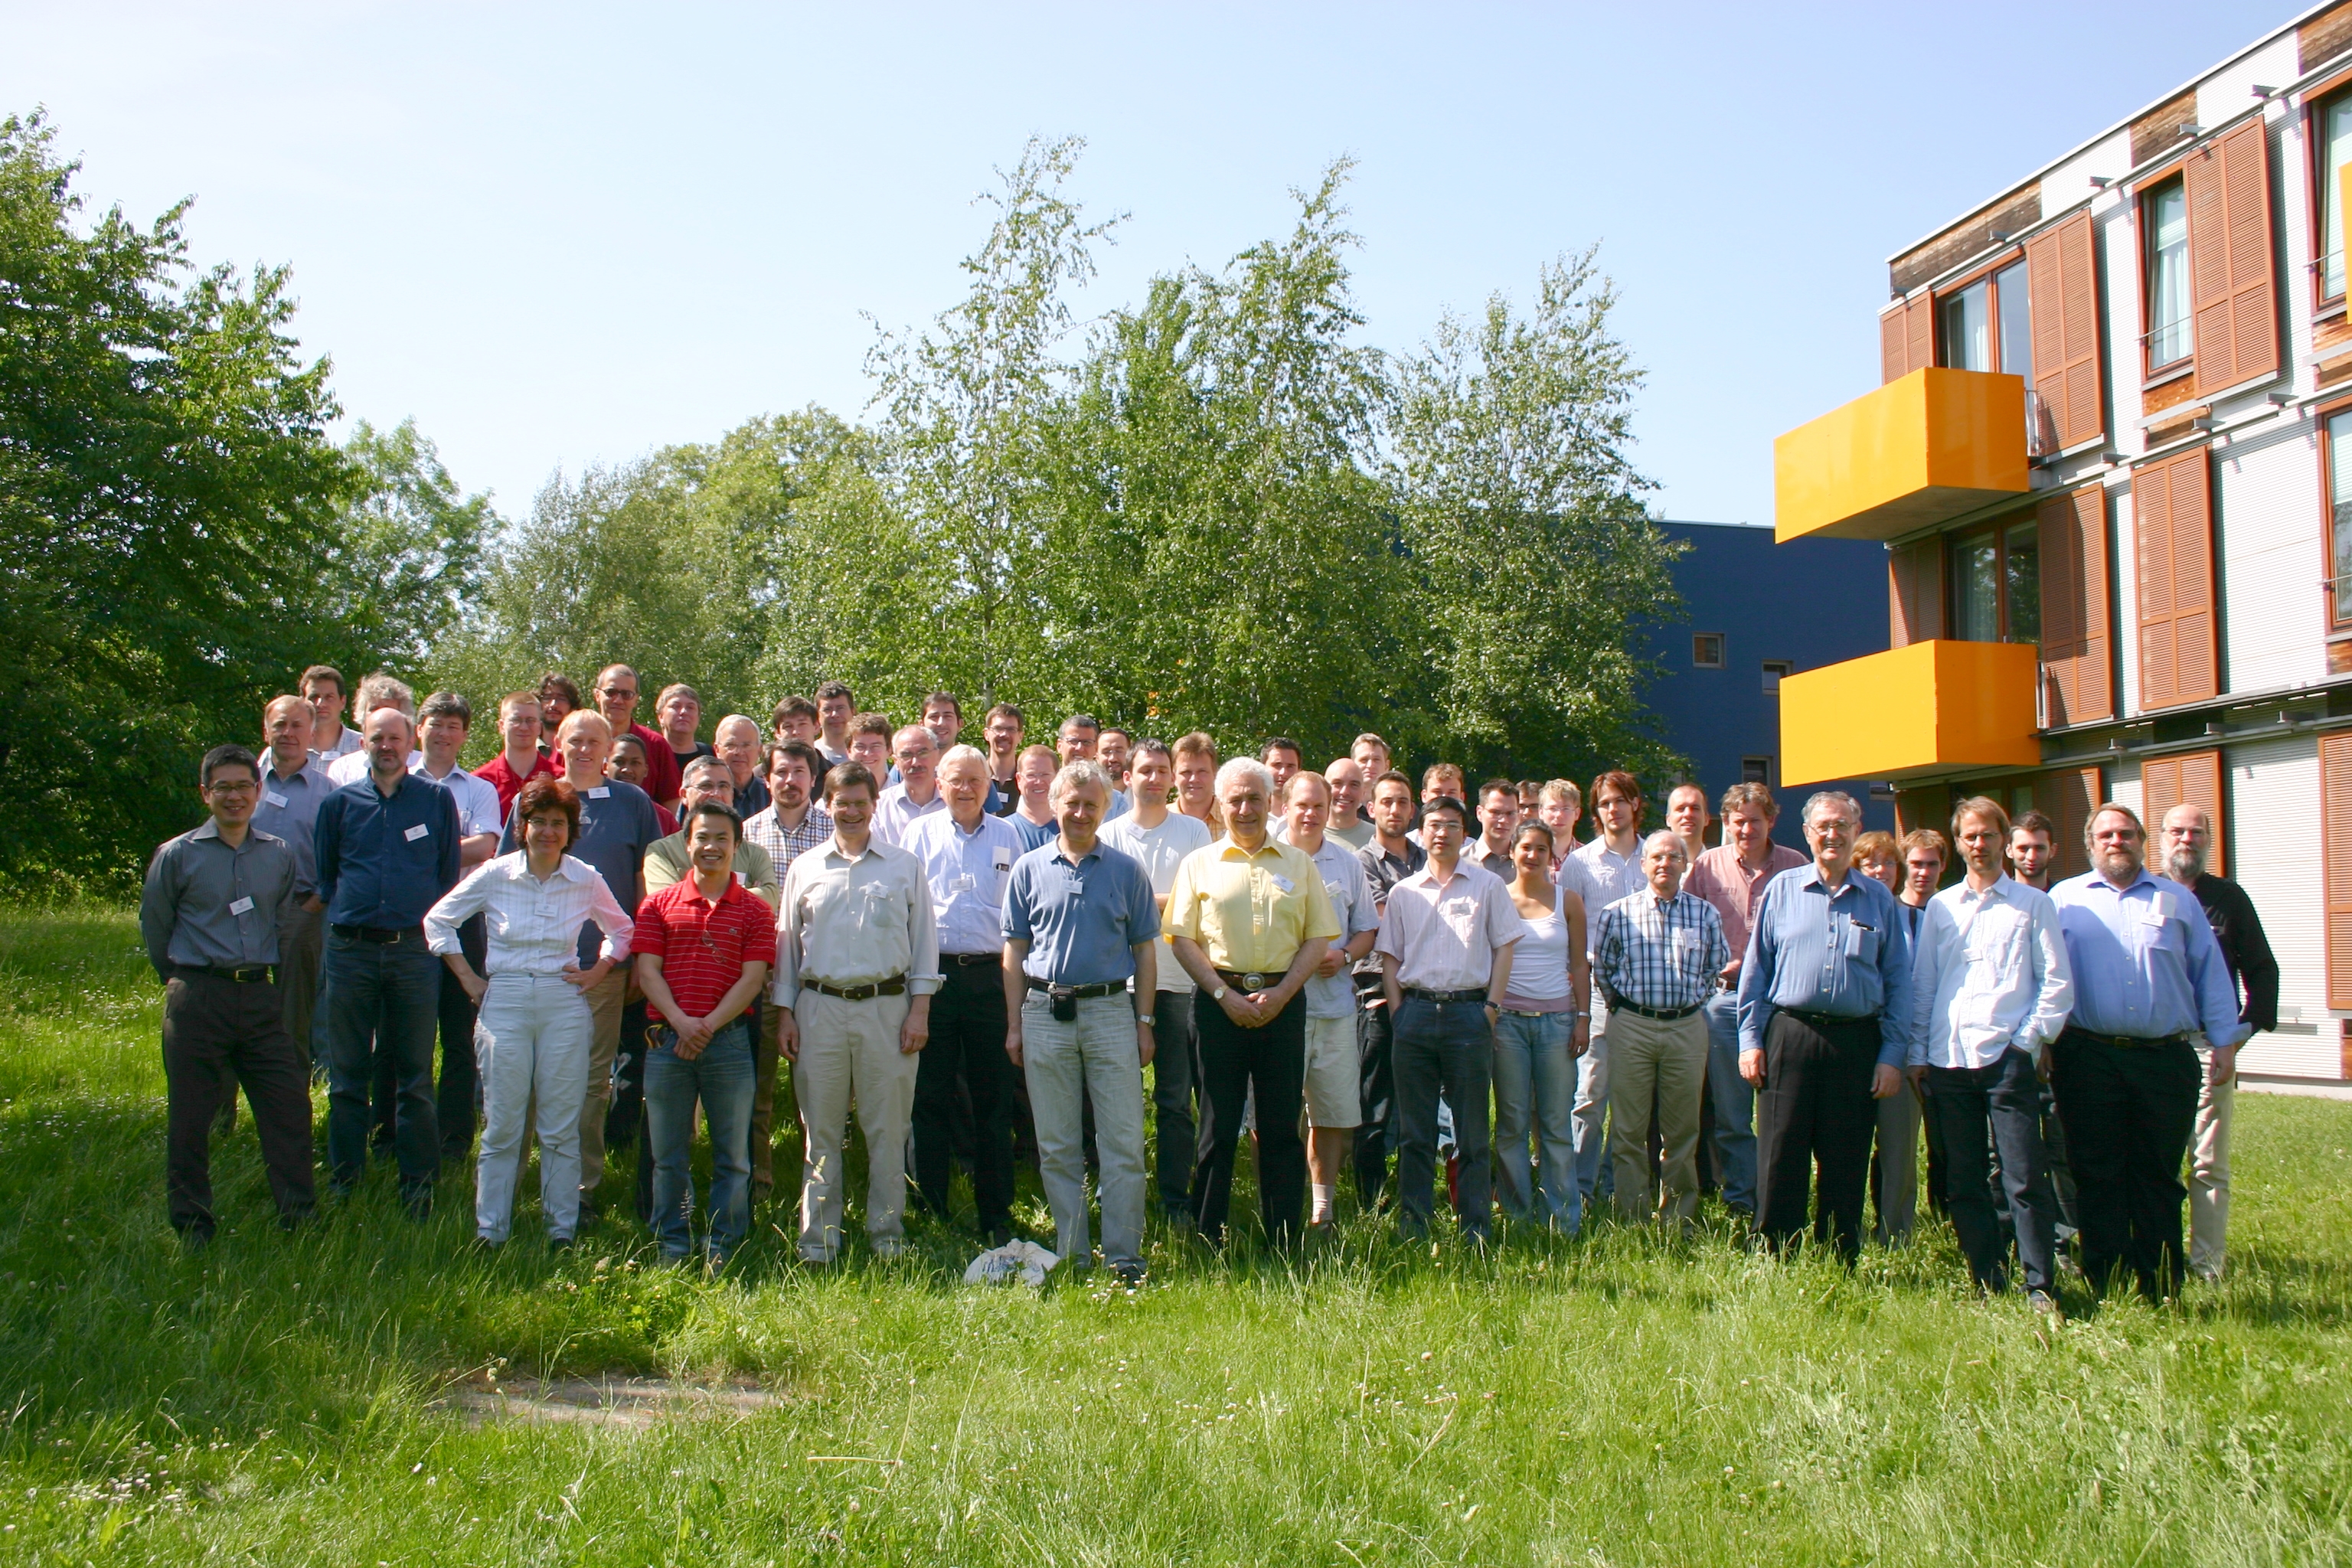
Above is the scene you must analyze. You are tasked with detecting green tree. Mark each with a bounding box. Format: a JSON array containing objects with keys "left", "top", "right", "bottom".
[{"left": 325, "top": 418, "right": 495, "bottom": 672}]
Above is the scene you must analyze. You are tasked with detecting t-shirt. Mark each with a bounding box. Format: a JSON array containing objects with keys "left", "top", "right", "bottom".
[
  {"left": 1298, "top": 835, "right": 1379, "bottom": 1018},
  {"left": 631, "top": 877, "right": 775, "bottom": 1021},
  {"left": 1100, "top": 810, "right": 1215, "bottom": 995}
]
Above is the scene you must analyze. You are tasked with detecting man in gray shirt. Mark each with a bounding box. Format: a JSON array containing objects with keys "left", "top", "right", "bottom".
[{"left": 140, "top": 743, "right": 316, "bottom": 1244}]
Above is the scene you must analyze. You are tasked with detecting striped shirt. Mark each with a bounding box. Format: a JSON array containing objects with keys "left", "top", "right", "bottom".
[
  {"left": 743, "top": 802, "right": 835, "bottom": 872},
  {"left": 1592, "top": 889, "right": 1730, "bottom": 1012},
  {"left": 632, "top": 877, "right": 776, "bottom": 1018}
]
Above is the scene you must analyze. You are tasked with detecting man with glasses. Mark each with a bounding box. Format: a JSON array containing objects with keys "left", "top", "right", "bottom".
[
  {"left": 875, "top": 724, "right": 948, "bottom": 847},
  {"left": 592, "top": 664, "right": 682, "bottom": 813}
]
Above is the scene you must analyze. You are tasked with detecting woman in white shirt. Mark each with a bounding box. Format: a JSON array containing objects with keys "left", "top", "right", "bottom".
[
  {"left": 425, "top": 776, "right": 632, "bottom": 1249},
  {"left": 1492, "top": 822, "right": 1591, "bottom": 1232}
]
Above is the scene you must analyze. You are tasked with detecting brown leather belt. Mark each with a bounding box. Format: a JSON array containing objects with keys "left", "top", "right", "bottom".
[{"left": 802, "top": 975, "right": 907, "bottom": 1001}]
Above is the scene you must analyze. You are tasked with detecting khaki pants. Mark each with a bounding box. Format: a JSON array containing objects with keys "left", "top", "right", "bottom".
[
  {"left": 1872, "top": 1074, "right": 1921, "bottom": 1246},
  {"left": 573, "top": 965, "right": 629, "bottom": 1194},
  {"left": 2190, "top": 1040, "right": 2233, "bottom": 1279},
  {"left": 1607, "top": 1007, "right": 1708, "bottom": 1223},
  {"left": 278, "top": 903, "right": 325, "bottom": 1067},
  {"left": 793, "top": 991, "right": 917, "bottom": 1261}
]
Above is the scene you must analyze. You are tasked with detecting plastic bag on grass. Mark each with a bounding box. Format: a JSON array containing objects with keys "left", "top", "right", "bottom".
[{"left": 963, "top": 1240, "right": 1060, "bottom": 1286}]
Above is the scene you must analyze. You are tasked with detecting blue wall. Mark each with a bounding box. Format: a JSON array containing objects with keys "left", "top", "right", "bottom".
[{"left": 1640, "top": 519, "right": 1894, "bottom": 833}]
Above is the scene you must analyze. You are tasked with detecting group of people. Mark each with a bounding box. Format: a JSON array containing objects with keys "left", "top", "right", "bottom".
[{"left": 139, "top": 662, "right": 2274, "bottom": 1304}]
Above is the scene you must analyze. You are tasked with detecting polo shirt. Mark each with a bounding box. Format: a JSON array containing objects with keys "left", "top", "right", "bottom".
[
  {"left": 1162, "top": 835, "right": 1341, "bottom": 977},
  {"left": 1002, "top": 839, "right": 1161, "bottom": 988},
  {"left": 474, "top": 750, "right": 555, "bottom": 822},
  {"left": 632, "top": 877, "right": 775, "bottom": 1019},
  {"left": 642, "top": 830, "right": 781, "bottom": 910},
  {"left": 315, "top": 773, "right": 462, "bottom": 929},
  {"left": 500, "top": 776, "right": 664, "bottom": 965}
]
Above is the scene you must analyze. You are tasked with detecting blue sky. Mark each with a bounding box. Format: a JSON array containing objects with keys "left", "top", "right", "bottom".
[{"left": 3, "top": 2, "right": 2293, "bottom": 527}]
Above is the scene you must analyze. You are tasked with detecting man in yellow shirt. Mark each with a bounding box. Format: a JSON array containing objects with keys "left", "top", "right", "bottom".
[{"left": 1165, "top": 757, "right": 1339, "bottom": 1246}]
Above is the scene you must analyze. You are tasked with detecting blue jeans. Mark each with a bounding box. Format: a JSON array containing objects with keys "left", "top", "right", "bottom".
[
  {"left": 1491, "top": 1010, "right": 1579, "bottom": 1231},
  {"left": 1703, "top": 989, "right": 1757, "bottom": 1214},
  {"left": 322, "top": 930, "right": 442, "bottom": 1197},
  {"left": 1393, "top": 995, "right": 1492, "bottom": 1241},
  {"left": 645, "top": 1017, "right": 756, "bottom": 1261}
]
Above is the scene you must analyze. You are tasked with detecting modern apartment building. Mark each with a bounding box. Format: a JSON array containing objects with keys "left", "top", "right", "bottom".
[{"left": 1772, "top": 2, "right": 2352, "bottom": 1093}]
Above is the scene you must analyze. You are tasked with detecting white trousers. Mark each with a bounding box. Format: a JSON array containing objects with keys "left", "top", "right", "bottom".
[
  {"left": 2190, "top": 1041, "right": 2233, "bottom": 1279},
  {"left": 475, "top": 973, "right": 594, "bottom": 1243},
  {"left": 794, "top": 991, "right": 917, "bottom": 1261}
]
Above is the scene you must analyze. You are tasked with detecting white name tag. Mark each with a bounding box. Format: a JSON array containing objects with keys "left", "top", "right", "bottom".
[
  {"left": 228, "top": 896, "right": 255, "bottom": 916},
  {"left": 263, "top": 791, "right": 288, "bottom": 809},
  {"left": 587, "top": 786, "right": 611, "bottom": 800},
  {"left": 733, "top": 870, "right": 746, "bottom": 887},
  {"left": 1269, "top": 874, "right": 1295, "bottom": 894},
  {"left": 952, "top": 873, "right": 978, "bottom": 892},
  {"left": 403, "top": 823, "right": 430, "bottom": 843}
]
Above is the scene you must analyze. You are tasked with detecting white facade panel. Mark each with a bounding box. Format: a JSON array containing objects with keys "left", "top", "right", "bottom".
[
  {"left": 2109, "top": 759, "right": 2143, "bottom": 819},
  {"left": 2040, "top": 131, "right": 2131, "bottom": 218},
  {"left": 2216, "top": 415, "right": 2328, "bottom": 694},
  {"left": 2096, "top": 199, "right": 2145, "bottom": 446},
  {"left": 2197, "top": 43, "right": 2297, "bottom": 140},
  {"left": 2113, "top": 480, "right": 2141, "bottom": 714},
  {"left": 2223, "top": 734, "right": 2343, "bottom": 1080}
]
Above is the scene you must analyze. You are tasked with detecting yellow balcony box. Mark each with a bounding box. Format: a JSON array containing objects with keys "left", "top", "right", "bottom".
[
  {"left": 1773, "top": 368, "right": 2030, "bottom": 543},
  {"left": 1781, "top": 640, "right": 2041, "bottom": 786}
]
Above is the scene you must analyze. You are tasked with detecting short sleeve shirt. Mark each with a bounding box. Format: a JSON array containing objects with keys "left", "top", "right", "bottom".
[
  {"left": 1162, "top": 837, "right": 1342, "bottom": 976},
  {"left": 631, "top": 877, "right": 775, "bottom": 1019},
  {"left": 1002, "top": 841, "right": 1161, "bottom": 988},
  {"left": 1302, "top": 835, "right": 1379, "bottom": 1018}
]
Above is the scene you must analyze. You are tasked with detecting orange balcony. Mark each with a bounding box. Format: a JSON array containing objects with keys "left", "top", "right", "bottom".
[
  {"left": 1780, "top": 640, "right": 2042, "bottom": 786},
  {"left": 1773, "top": 368, "right": 2031, "bottom": 543}
]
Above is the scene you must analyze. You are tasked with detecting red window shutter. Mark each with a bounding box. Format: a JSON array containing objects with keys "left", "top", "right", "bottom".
[
  {"left": 2037, "top": 485, "right": 2112, "bottom": 725},
  {"left": 2039, "top": 766, "right": 2103, "bottom": 881},
  {"left": 2025, "top": 211, "right": 2105, "bottom": 449},
  {"left": 2135, "top": 449, "right": 2219, "bottom": 710},
  {"left": 2142, "top": 747, "right": 2226, "bottom": 877},
  {"left": 2184, "top": 120, "right": 2280, "bottom": 390},
  {"left": 2325, "top": 730, "right": 2352, "bottom": 1009},
  {"left": 1888, "top": 537, "right": 1944, "bottom": 647}
]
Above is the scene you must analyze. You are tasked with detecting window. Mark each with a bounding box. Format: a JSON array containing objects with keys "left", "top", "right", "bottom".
[
  {"left": 2321, "top": 93, "right": 2352, "bottom": 302},
  {"left": 2145, "top": 180, "right": 2191, "bottom": 370},
  {"left": 1949, "top": 519, "right": 2040, "bottom": 645},
  {"left": 1760, "top": 661, "right": 1791, "bottom": 695},
  {"left": 2327, "top": 407, "right": 2352, "bottom": 628},
  {"left": 1741, "top": 756, "right": 1773, "bottom": 786},
  {"left": 1691, "top": 632, "right": 1725, "bottom": 668},
  {"left": 1936, "top": 260, "right": 2031, "bottom": 381}
]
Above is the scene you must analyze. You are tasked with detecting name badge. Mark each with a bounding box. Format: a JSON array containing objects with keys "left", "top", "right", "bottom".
[
  {"left": 228, "top": 896, "right": 255, "bottom": 916},
  {"left": 952, "top": 873, "right": 978, "bottom": 892},
  {"left": 263, "top": 791, "right": 288, "bottom": 809},
  {"left": 403, "top": 823, "right": 430, "bottom": 843},
  {"left": 733, "top": 870, "right": 746, "bottom": 887},
  {"left": 587, "top": 786, "right": 611, "bottom": 800},
  {"left": 1269, "top": 873, "right": 1296, "bottom": 894}
]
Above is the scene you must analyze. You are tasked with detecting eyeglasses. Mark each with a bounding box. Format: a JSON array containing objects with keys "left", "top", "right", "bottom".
[{"left": 204, "top": 779, "right": 258, "bottom": 796}]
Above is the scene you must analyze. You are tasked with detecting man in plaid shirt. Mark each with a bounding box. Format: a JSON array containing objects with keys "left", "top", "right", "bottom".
[{"left": 1592, "top": 830, "right": 1729, "bottom": 1227}]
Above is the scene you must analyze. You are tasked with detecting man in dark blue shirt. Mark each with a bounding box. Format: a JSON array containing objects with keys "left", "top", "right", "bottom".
[{"left": 314, "top": 707, "right": 461, "bottom": 1214}]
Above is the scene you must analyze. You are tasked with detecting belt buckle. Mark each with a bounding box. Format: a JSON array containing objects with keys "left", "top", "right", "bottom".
[
  {"left": 231, "top": 965, "right": 268, "bottom": 984},
  {"left": 1240, "top": 972, "right": 1266, "bottom": 991}
]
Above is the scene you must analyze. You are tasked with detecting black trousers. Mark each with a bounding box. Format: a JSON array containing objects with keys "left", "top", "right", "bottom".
[
  {"left": 913, "top": 959, "right": 1018, "bottom": 1233},
  {"left": 1354, "top": 989, "right": 1397, "bottom": 1206},
  {"left": 1147, "top": 989, "right": 1199, "bottom": 1209},
  {"left": 1391, "top": 995, "right": 1494, "bottom": 1240},
  {"left": 2050, "top": 1029, "right": 2200, "bottom": 1299},
  {"left": 1191, "top": 989, "right": 1308, "bottom": 1246},
  {"left": 1754, "top": 1011, "right": 1880, "bottom": 1262},
  {"left": 1928, "top": 1048, "right": 2058, "bottom": 1292},
  {"left": 370, "top": 913, "right": 483, "bottom": 1165},
  {"left": 162, "top": 972, "right": 316, "bottom": 1237}
]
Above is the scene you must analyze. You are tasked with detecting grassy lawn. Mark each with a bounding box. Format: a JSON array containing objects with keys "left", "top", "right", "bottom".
[{"left": 2, "top": 907, "right": 2349, "bottom": 1564}]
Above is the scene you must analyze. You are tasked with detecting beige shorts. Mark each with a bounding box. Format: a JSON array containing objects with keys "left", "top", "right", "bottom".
[{"left": 1302, "top": 1013, "right": 1361, "bottom": 1128}]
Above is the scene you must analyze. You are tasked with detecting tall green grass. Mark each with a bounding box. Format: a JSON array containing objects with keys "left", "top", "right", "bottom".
[{"left": 3, "top": 909, "right": 2349, "bottom": 1563}]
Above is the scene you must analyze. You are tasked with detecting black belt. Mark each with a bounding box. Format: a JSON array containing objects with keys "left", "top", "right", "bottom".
[
  {"left": 1216, "top": 968, "right": 1280, "bottom": 992},
  {"left": 174, "top": 963, "right": 273, "bottom": 985},
  {"left": 1027, "top": 978, "right": 1125, "bottom": 1000},
  {"left": 802, "top": 975, "right": 907, "bottom": 1001},
  {"left": 1779, "top": 1006, "right": 1875, "bottom": 1031},
  {"left": 943, "top": 951, "right": 1002, "bottom": 968},
  {"left": 1606, "top": 995, "right": 1702, "bottom": 1021},
  {"left": 1403, "top": 986, "right": 1489, "bottom": 1004},
  {"left": 2062, "top": 1026, "right": 2191, "bottom": 1050},
  {"left": 331, "top": 923, "right": 424, "bottom": 944}
]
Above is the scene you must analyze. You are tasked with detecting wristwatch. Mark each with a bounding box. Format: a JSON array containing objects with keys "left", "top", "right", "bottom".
[
  {"left": 1138, "top": 1013, "right": 1156, "bottom": 1027},
  {"left": 1210, "top": 985, "right": 1229, "bottom": 1003}
]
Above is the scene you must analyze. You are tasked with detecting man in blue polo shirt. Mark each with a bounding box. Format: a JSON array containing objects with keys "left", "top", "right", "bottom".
[
  {"left": 1001, "top": 759, "right": 1160, "bottom": 1282},
  {"left": 313, "top": 706, "right": 461, "bottom": 1215}
]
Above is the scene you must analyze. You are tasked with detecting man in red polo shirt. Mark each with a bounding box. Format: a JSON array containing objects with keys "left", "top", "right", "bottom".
[
  {"left": 594, "top": 663, "right": 683, "bottom": 812},
  {"left": 474, "top": 691, "right": 554, "bottom": 822},
  {"left": 633, "top": 800, "right": 773, "bottom": 1267}
]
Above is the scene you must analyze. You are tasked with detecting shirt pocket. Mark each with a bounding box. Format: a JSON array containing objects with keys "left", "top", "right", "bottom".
[
  {"left": 1965, "top": 910, "right": 2027, "bottom": 984},
  {"left": 1841, "top": 918, "right": 1880, "bottom": 964},
  {"left": 859, "top": 879, "right": 907, "bottom": 936}
]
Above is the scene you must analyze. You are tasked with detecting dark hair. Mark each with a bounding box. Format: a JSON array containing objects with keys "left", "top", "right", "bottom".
[
  {"left": 1261, "top": 737, "right": 1301, "bottom": 761},
  {"left": 1478, "top": 777, "right": 1517, "bottom": 804},
  {"left": 769, "top": 738, "right": 824, "bottom": 779},
  {"left": 1421, "top": 795, "right": 1469, "bottom": 827},
  {"left": 537, "top": 672, "right": 581, "bottom": 709},
  {"left": 772, "top": 694, "right": 818, "bottom": 725},
  {"left": 985, "top": 701, "right": 1024, "bottom": 726},
  {"left": 1511, "top": 820, "right": 1557, "bottom": 852},
  {"left": 815, "top": 680, "right": 854, "bottom": 704},
  {"left": 201, "top": 743, "right": 260, "bottom": 789},
  {"left": 610, "top": 730, "right": 648, "bottom": 756},
  {"left": 923, "top": 691, "right": 962, "bottom": 720},
  {"left": 2011, "top": 808, "right": 2056, "bottom": 840},
  {"left": 685, "top": 799, "right": 743, "bottom": 840},
  {"left": 850, "top": 711, "right": 893, "bottom": 739},
  {"left": 1372, "top": 768, "right": 1414, "bottom": 794},
  {"left": 1590, "top": 769, "right": 1643, "bottom": 808},
  {"left": 299, "top": 664, "right": 345, "bottom": 697},
  {"left": 825, "top": 760, "right": 878, "bottom": 802},
  {"left": 1131, "top": 738, "right": 1173, "bottom": 767},
  {"left": 1060, "top": 713, "right": 1100, "bottom": 737},
  {"left": 420, "top": 691, "right": 472, "bottom": 729},
  {"left": 1101, "top": 727, "right": 1132, "bottom": 746},
  {"left": 514, "top": 776, "right": 580, "bottom": 848}
]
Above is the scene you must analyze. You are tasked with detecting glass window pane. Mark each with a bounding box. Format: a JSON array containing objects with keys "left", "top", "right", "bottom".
[
  {"left": 2326, "top": 97, "right": 2352, "bottom": 299},
  {"left": 1939, "top": 280, "right": 1991, "bottom": 371},
  {"left": 2330, "top": 411, "right": 2352, "bottom": 619},
  {"left": 1954, "top": 535, "right": 2000, "bottom": 642},
  {"left": 2003, "top": 526, "right": 2040, "bottom": 645},
  {"left": 1994, "top": 261, "right": 2032, "bottom": 383},
  {"left": 2147, "top": 183, "right": 2191, "bottom": 368}
]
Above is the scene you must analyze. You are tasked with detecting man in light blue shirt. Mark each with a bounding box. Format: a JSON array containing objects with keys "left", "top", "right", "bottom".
[
  {"left": 2049, "top": 801, "right": 2246, "bottom": 1301},
  {"left": 903, "top": 746, "right": 1027, "bottom": 1245},
  {"left": 253, "top": 694, "right": 334, "bottom": 1067},
  {"left": 1736, "top": 789, "right": 1914, "bottom": 1263}
]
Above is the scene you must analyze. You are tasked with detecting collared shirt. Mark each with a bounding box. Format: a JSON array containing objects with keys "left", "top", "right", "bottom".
[
  {"left": 424, "top": 851, "right": 632, "bottom": 976},
  {"left": 498, "top": 776, "right": 663, "bottom": 965},
  {"left": 1356, "top": 836, "right": 1427, "bottom": 978},
  {"left": 1568, "top": 838, "right": 1643, "bottom": 959},
  {"left": 1101, "top": 809, "right": 1215, "bottom": 995},
  {"left": 642, "top": 831, "right": 781, "bottom": 911},
  {"left": 633, "top": 876, "right": 776, "bottom": 1019},
  {"left": 474, "top": 750, "right": 555, "bottom": 822},
  {"left": 1003, "top": 840, "right": 1160, "bottom": 987},
  {"left": 2191, "top": 873, "right": 2279, "bottom": 1033},
  {"left": 1164, "top": 836, "right": 1343, "bottom": 976},
  {"left": 140, "top": 821, "right": 299, "bottom": 977},
  {"left": 903, "top": 809, "right": 1024, "bottom": 956},
  {"left": 1684, "top": 842, "right": 1808, "bottom": 965},
  {"left": 1298, "top": 835, "right": 1379, "bottom": 1018},
  {"left": 731, "top": 775, "right": 771, "bottom": 821},
  {"left": 315, "top": 774, "right": 462, "bottom": 929},
  {"left": 1009, "top": 810, "right": 1059, "bottom": 855},
  {"left": 1736, "top": 863, "right": 1916, "bottom": 1066},
  {"left": 1375, "top": 861, "right": 1525, "bottom": 992},
  {"left": 416, "top": 761, "right": 503, "bottom": 839},
  {"left": 309, "top": 726, "right": 364, "bottom": 763},
  {"left": 2049, "top": 868, "right": 2246, "bottom": 1045},
  {"left": 627, "top": 720, "right": 683, "bottom": 806},
  {"left": 743, "top": 802, "right": 835, "bottom": 874},
  {"left": 1909, "top": 874, "right": 2073, "bottom": 1070},
  {"left": 773, "top": 835, "right": 942, "bottom": 1004},
  {"left": 326, "top": 746, "right": 423, "bottom": 787},
  {"left": 1593, "top": 888, "right": 1730, "bottom": 1013},
  {"left": 872, "top": 782, "right": 948, "bottom": 848},
  {"left": 252, "top": 754, "right": 333, "bottom": 898}
]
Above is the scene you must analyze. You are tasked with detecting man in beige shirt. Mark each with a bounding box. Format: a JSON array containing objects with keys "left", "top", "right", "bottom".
[
  {"left": 773, "top": 762, "right": 942, "bottom": 1263},
  {"left": 645, "top": 757, "right": 781, "bottom": 906}
]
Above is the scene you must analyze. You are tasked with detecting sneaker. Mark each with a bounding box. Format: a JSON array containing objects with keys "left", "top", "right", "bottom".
[
  {"left": 547, "top": 1235, "right": 576, "bottom": 1253},
  {"left": 1112, "top": 1262, "right": 1147, "bottom": 1288}
]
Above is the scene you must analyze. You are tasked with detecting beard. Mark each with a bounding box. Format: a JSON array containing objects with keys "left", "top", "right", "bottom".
[
  {"left": 2094, "top": 846, "right": 2141, "bottom": 881},
  {"left": 2163, "top": 848, "right": 2203, "bottom": 882}
]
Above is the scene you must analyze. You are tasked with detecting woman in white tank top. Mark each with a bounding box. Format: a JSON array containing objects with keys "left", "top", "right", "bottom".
[{"left": 1493, "top": 821, "right": 1590, "bottom": 1231}]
